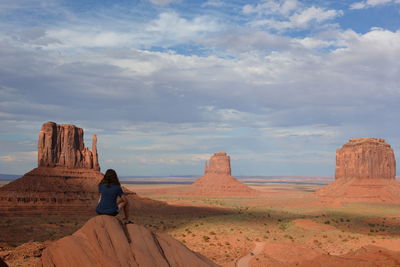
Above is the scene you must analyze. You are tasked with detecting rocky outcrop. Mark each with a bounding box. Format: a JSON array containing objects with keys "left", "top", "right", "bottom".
[
  {"left": 38, "top": 122, "right": 100, "bottom": 170},
  {"left": 37, "top": 216, "right": 219, "bottom": 267},
  {"left": 335, "top": 138, "right": 395, "bottom": 180},
  {"left": 193, "top": 152, "right": 258, "bottom": 196},
  {"left": 317, "top": 138, "right": 400, "bottom": 203},
  {"left": 0, "top": 122, "right": 105, "bottom": 216},
  {"left": 0, "top": 258, "right": 8, "bottom": 267}
]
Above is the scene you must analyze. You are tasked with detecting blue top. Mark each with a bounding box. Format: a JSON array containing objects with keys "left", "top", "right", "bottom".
[{"left": 96, "top": 184, "right": 124, "bottom": 214}]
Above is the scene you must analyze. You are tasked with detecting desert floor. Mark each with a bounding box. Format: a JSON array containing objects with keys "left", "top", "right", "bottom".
[{"left": 2, "top": 181, "right": 400, "bottom": 266}]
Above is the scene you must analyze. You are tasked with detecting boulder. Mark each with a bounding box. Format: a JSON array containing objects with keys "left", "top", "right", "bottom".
[{"left": 37, "top": 216, "right": 219, "bottom": 267}]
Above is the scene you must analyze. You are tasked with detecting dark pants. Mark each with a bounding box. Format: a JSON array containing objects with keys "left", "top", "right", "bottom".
[{"left": 97, "top": 211, "right": 118, "bottom": 216}]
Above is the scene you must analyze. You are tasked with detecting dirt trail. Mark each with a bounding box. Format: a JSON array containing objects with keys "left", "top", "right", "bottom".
[{"left": 236, "top": 242, "right": 265, "bottom": 267}]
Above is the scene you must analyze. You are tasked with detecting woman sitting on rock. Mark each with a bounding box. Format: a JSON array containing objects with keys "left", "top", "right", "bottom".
[{"left": 96, "top": 169, "right": 132, "bottom": 224}]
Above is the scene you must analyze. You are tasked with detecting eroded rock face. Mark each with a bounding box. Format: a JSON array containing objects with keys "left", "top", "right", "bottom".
[
  {"left": 204, "top": 152, "right": 231, "bottom": 175},
  {"left": 38, "top": 122, "right": 100, "bottom": 171},
  {"left": 335, "top": 138, "right": 396, "bottom": 180},
  {"left": 193, "top": 152, "right": 258, "bottom": 196},
  {"left": 317, "top": 138, "right": 400, "bottom": 204},
  {"left": 37, "top": 216, "right": 218, "bottom": 267}
]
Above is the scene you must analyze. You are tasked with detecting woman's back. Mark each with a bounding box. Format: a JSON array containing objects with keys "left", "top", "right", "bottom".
[{"left": 96, "top": 184, "right": 123, "bottom": 214}]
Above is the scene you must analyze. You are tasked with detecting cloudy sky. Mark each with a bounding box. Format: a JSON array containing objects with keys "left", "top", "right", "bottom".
[{"left": 0, "top": 0, "right": 399, "bottom": 176}]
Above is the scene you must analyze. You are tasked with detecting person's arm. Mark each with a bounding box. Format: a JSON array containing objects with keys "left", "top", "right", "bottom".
[
  {"left": 97, "top": 185, "right": 102, "bottom": 204},
  {"left": 117, "top": 194, "right": 127, "bottom": 204}
]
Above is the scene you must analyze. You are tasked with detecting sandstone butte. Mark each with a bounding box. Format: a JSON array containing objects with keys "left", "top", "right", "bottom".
[
  {"left": 36, "top": 215, "right": 219, "bottom": 267},
  {"left": 0, "top": 122, "right": 164, "bottom": 216},
  {"left": 317, "top": 138, "right": 400, "bottom": 203},
  {"left": 192, "top": 152, "right": 259, "bottom": 196}
]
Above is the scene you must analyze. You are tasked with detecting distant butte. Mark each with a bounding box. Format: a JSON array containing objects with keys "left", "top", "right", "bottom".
[
  {"left": 192, "top": 152, "right": 259, "bottom": 196},
  {"left": 317, "top": 138, "right": 400, "bottom": 203}
]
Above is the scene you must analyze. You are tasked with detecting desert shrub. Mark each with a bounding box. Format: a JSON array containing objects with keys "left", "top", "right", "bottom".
[
  {"left": 203, "top": 236, "right": 210, "bottom": 242},
  {"left": 324, "top": 220, "right": 330, "bottom": 224}
]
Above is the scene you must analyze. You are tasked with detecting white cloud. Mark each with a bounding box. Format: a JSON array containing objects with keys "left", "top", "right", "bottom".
[
  {"left": 290, "top": 7, "right": 342, "bottom": 28},
  {"left": 350, "top": 0, "right": 400, "bottom": 9},
  {"left": 243, "top": 0, "right": 299, "bottom": 16},
  {"left": 202, "top": 0, "right": 225, "bottom": 7},
  {"left": 148, "top": 0, "right": 180, "bottom": 6},
  {"left": 145, "top": 12, "right": 220, "bottom": 44},
  {"left": 0, "top": 151, "right": 36, "bottom": 163},
  {"left": 36, "top": 12, "right": 221, "bottom": 50},
  {"left": 46, "top": 29, "right": 134, "bottom": 48},
  {"left": 249, "top": 6, "right": 343, "bottom": 31}
]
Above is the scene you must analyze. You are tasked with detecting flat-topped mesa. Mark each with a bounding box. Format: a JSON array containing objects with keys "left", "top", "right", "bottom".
[
  {"left": 204, "top": 152, "right": 231, "bottom": 175},
  {"left": 335, "top": 137, "right": 396, "bottom": 180},
  {"left": 38, "top": 122, "right": 100, "bottom": 170}
]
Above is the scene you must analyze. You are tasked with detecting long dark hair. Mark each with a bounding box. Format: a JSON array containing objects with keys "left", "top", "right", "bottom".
[{"left": 100, "top": 169, "right": 121, "bottom": 188}]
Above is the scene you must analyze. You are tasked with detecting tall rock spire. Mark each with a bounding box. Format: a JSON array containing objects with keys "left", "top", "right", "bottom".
[{"left": 92, "top": 134, "right": 100, "bottom": 171}]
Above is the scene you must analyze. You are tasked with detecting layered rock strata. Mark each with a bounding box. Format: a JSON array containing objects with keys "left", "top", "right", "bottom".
[
  {"left": 193, "top": 152, "right": 258, "bottom": 196},
  {"left": 0, "top": 167, "right": 103, "bottom": 216},
  {"left": 317, "top": 138, "right": 400, "bottom": 203},
  {"left": 37, "top": 216, "right": 219, "bottom": 267}
]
